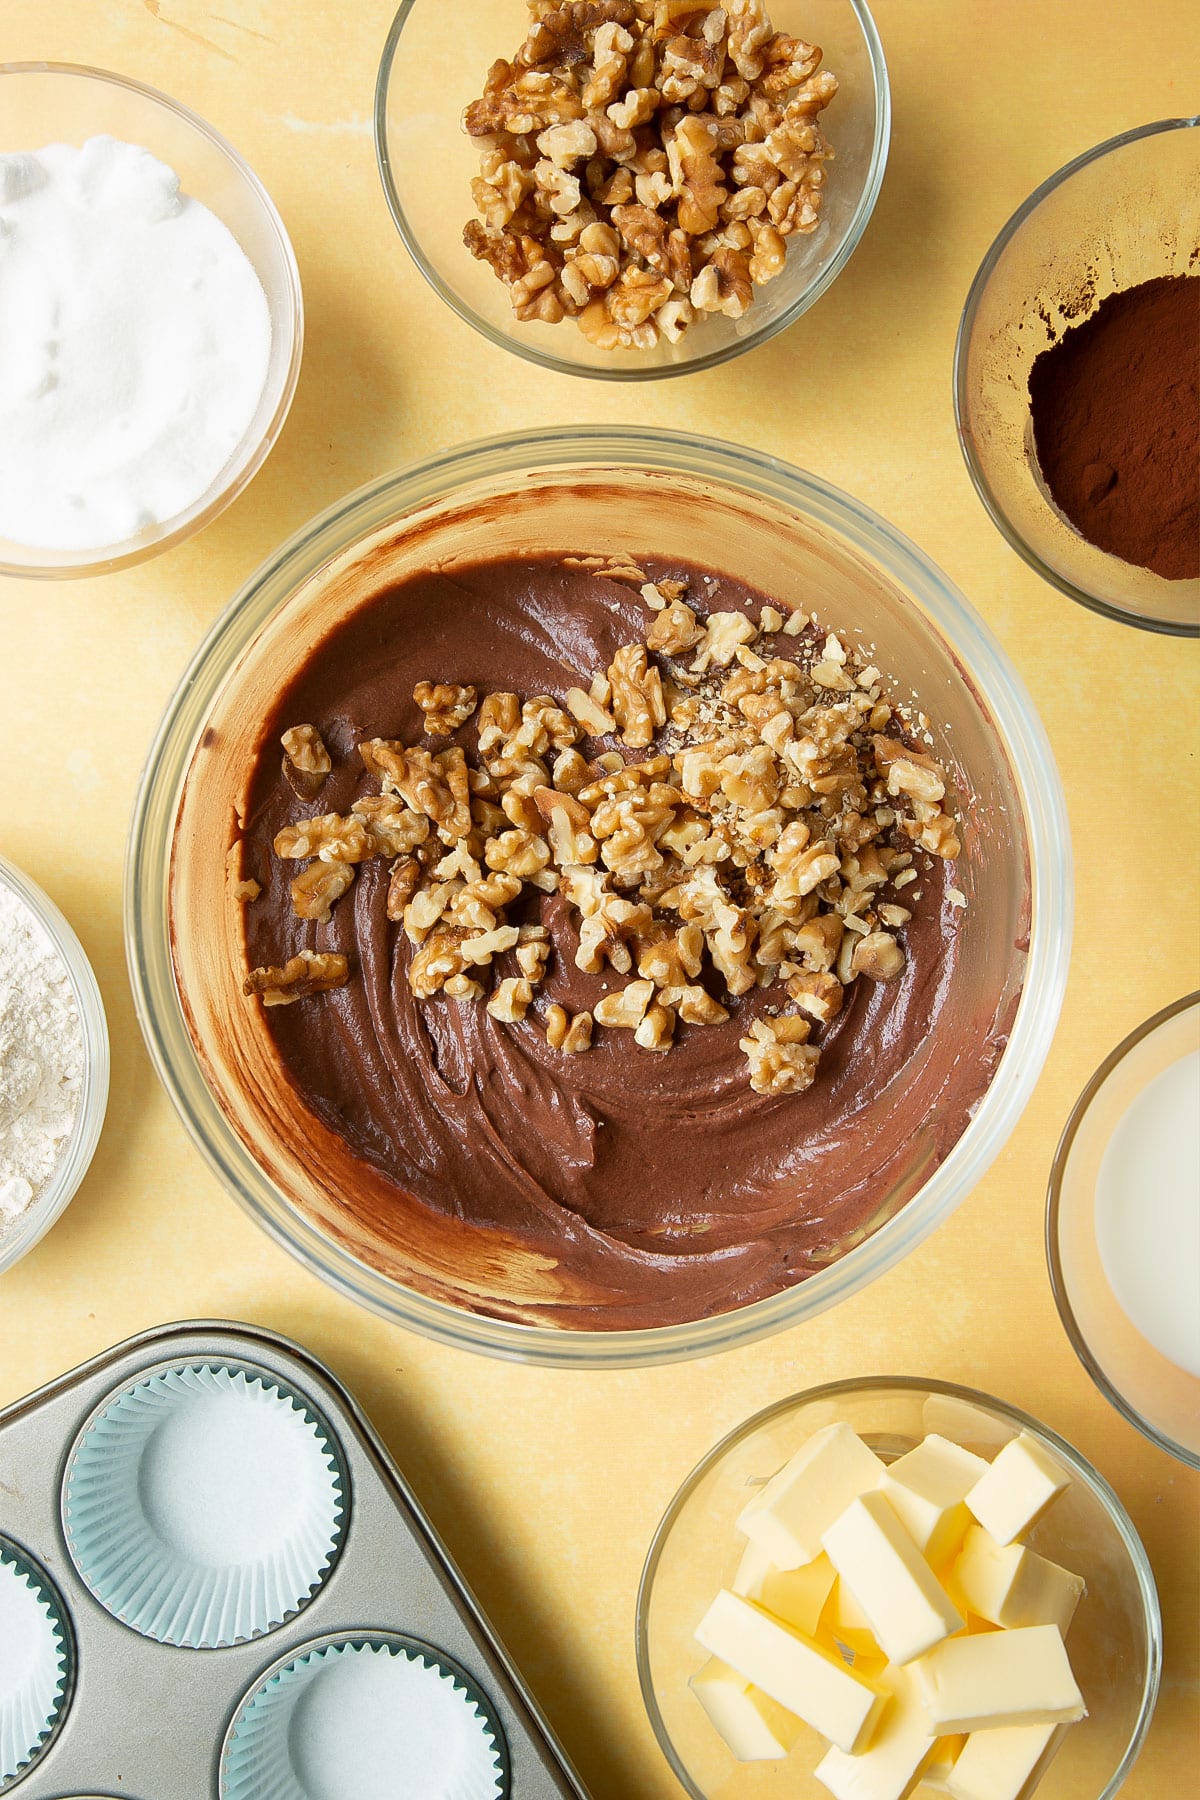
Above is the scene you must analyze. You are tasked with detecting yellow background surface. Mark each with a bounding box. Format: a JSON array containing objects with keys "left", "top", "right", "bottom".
[{"left": 1, "top": 2, "right": 1197, "bottom": 1795}]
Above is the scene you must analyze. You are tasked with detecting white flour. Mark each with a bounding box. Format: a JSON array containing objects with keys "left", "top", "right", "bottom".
[
  {"left": 0, "top": 135, "right": 272, "bottom": 553},
  {"left": 0, "top": 883, "right": 84, "bottom": 1231}
]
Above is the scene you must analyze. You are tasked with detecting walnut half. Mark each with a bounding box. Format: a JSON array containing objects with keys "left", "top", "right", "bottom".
[
  {"left": 281, "top": 723, "right": 332, "bottom": 800},
  {"left": 740, "top": 1015, "right": 820, "bottom": 1095},
  {"left": 243, "top": 950, "right": 349, "bottom": 1007},
  {"left": 544, "top": 1004, "right": 588, "bottom": 1052},
  {"left": 414, "top": 681, "right": 479, "bottom": 737}
]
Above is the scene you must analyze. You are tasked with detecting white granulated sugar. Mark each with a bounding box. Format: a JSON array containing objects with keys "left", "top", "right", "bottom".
[
  {"left": 0, "top": 135, "right": 272, "bottom": 553},
  {"left": 0, "top": 884, "right": 84, "bottom": 1231}
]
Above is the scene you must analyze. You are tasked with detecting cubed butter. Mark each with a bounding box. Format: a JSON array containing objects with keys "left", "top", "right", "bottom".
[
  {"left": 965, "top": 1433, "right": 1069, "bottom": 1546},
  {"left": 731, "top": 1536, "right": 773, "bottom": 1599},
  {"left": 952, "top": 1525, "right": 1085, "bottom": 1635},
  {"left": 825, "top": 1574, "right": 884, "bottom": 1655},
  {"left": 882, "top": 1435, "right": 990, "bottom": 1565},
  {"left": 695, "top": 1588, "right": 887, "bottom": 1754},
  {"left": 689, "top": 1656, "right": 805, "bottom": 1760},
  {"left": 945, "top": 1722, "right": 1064, "bottom": 1800},
  {"left": 814, "top": 1664, "right": 935, "bottom": 1800},
  {"left": 731, "top": 1539, "right": 837, "bottom": 1637},
  {"left": 822, "top": 1489, "right": 964, "bottom": 1665},
  {"left": 914, "top": 1624, "right": 1086, "bottom": 1734},
  {"left": 761, "top": 1557, "right": 839, "bottom": 1638},
  {"left": 921, "top": 1735, "right": 967, "bottom": 1793},
  {"left": 737, "top": 1423, "right": 885, "bottom": 1567}
]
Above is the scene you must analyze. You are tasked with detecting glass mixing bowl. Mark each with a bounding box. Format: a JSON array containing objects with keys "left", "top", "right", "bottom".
[
  {"left": 375, "top": 0, "right": 889, "bottom": 380},
  {"left": 126, "top": 427, "right": 1070, "bottom": 1367},
  {"left": 954, "top": 117, "right": 1199, "bottom": 637},
  {"left": 0, "top": 63, "right": 303, "bottom": 580},
  {"left": 637, "top": 1378, "right": 1161, "bottom": 1800}
]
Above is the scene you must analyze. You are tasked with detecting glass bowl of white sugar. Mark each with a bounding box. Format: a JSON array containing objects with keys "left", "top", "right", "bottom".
[
  {"left": 0, "top": 855, "right": 109, "bottom": 1275},
  {"left": 0, "top": 63, "right": 303, "bottom": 579}
]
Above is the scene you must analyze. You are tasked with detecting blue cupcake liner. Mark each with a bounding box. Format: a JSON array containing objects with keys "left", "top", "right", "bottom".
[
  {"left": 222, "top": 1633, "right": 509, "bottom": 1800},
  {"left": 62, "top": 1361, "right": 348, "bottom": 1649},
  {"left": 0, "top": 1538, "right": 71, "bottom": 1787}
]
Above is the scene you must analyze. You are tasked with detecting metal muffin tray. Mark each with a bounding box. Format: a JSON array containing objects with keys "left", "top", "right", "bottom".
[{"left": 0, "top": 1319, "right": 592, "bottom": 1798}]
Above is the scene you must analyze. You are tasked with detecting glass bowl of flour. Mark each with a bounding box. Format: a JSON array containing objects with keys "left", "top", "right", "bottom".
[
  {"left": 0, "top": 63, "right": 303, "bottom": 579},
  {"left": 0, "top": 856, "right": 109, "bottom": 1276}
]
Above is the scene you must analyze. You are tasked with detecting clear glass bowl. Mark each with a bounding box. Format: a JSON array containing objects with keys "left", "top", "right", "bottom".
[
  {"left": 374, "top": 0, "right": 889, "bottom": 380},
  {"left": 0, "top": 855, "right": 109, "bottom": 1276},
  {"left": 954, "top": 117, "right": 1200, "bottom": 637},
  {"left": 637, "top": 1378, "right": 1161, "bottom": 1800},
  {"left": 1048, "top": 993, "right": 1200, "bottom": 1469},
  {"left": 0, "top": 62, "right": 303, "bottom": 580},
  {"left": 125, "top": 427, "right": 1070, "bottom": 1367}
]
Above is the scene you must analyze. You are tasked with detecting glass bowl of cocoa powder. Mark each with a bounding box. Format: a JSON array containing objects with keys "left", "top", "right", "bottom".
[{"left": 954, "top": 117, "right": 1199, "bottom": 637}]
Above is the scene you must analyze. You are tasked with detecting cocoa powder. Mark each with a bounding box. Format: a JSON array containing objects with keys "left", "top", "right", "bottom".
[{"left": 1028, "top": 274, "right": 1199, "bottom": 581}]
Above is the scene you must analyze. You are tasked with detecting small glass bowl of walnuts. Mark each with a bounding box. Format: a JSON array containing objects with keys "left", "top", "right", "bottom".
[{"left": 375, "top": 0, "right": 890, "bottom": 380}]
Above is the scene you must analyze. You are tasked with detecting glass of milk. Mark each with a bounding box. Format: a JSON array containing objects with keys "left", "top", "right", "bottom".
[{"left": 1049, "top": 993, "right": 1200, "bottom": 1467}]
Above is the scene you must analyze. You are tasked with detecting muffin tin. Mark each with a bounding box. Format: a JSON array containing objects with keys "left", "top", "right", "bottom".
[{"left": 0, "top": 1320, "right": 590, "bottom": 1798}]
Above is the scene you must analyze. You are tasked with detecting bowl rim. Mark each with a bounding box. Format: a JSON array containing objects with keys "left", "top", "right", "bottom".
[
  {"left": 125, "top": 424, "right": 1071, "bottom": 1368},
  {"left": 0, "top": 853, "right": 109, "bottom": 1277},
  {"left": 0, "top": 58, "right": 304, "bottom": 581},
  {"left": 635, "top": 1375, "right": 1163, "bottom": 1800},
  {"left": 372, "top": 0, "right": 891, "bottom": 382},
  {"left": 1046, "top": 990, "right": 1200, "bottom": 1470},
  {"left": 953, "top": 114, "right": 1200, "bottom": 639}
]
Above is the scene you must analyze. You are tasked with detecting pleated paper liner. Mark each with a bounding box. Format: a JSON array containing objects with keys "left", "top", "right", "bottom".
[
  {"left": 0, "top": 1537, "right": 72, "bottom": 1788},
  {"left": 221, "top": 1633, "right": 510, "bottom": 1800},
  {"left": 62, "top": 1361, "right": 348, "bottom": 1649}
]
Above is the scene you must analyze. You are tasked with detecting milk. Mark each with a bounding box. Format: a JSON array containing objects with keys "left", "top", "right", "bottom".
[{"left": 1094, "top": 1049, "right": 1200, "bottom": 1378}]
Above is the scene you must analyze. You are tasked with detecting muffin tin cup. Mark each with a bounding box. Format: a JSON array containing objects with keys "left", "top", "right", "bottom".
[
  {"left": 61, "top": 1361, "right": 348, "bottom": 1650},
  {"left": 0, "top": 1539, "right": 72, "bottom": 1788},
  {"left": 0, "top": 1320, "right": 585, "bottom": 1800},
  {"left": 222, "top": 1633, "right": 509, "bottom": 1800}
]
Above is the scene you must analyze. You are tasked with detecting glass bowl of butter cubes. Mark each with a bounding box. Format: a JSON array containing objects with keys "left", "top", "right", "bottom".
[{"left": 637, "top": 1377, "right": 1160, "bottom": 1800}]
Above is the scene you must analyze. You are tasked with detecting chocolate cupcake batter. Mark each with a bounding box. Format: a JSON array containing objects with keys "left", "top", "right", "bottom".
[{"left": 240, "top": 557, "right": 984, "bottom": 1329}]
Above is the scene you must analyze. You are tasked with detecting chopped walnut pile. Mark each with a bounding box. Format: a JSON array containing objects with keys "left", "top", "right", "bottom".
[
  {"left": 462, "top": 0, "right": 837, "bottom": 349},
  {"left": 245, "top": 567, "right": 964, "bottom": 1096}
]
